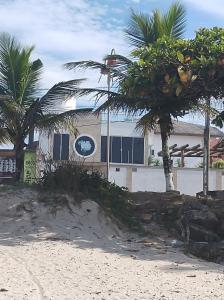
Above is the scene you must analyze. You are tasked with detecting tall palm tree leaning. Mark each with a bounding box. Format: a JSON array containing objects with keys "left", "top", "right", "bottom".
[
  {"left": 0, "top": 33, "right": 89, "bottom": 181},
  {"left": 65, "top": 1, "right": 186, "bottom": 191}
]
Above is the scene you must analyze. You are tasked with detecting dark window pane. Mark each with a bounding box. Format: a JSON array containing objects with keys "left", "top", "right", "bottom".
[
  {"left": 101, "top": 136, "right": 113, "bottom": 162},
  {"left": 122, "top": 137, "right": 133, "bottom": 163},
  {"left": 111, "top": 136, "right": 121, "bottom": 163},
  {"left": 61, "top": 134, "right": 69, "bottom": 160},
  {"left": 53, "top": 134, "right": 61, "bottom": 160},
  {"left": 133, "top": 138, "right": 144, "bottom": 164},
  {"left": 101, "top": 136, "right": 107, "bottom": 162}
]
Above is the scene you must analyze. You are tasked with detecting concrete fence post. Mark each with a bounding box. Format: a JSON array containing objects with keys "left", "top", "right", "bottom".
[
  {"left": 173, "top": 169, "right": 178, "bottom": 190},
  {"left": 126, "top": 167, "right": 133, "bottom": 192},
  {"left": 216, "top": 170, "right": 222, "bottom": 190}
]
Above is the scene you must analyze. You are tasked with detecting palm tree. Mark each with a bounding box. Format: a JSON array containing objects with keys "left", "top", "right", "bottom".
[
  {"left": 0, "top": 33, "right": 89, "bottom": 180},
  {"left": 65, "top": 1, "right": 187, "bottom": 191},
  {"left": 125, "top": 1, "right": 186, "bottom": 47}
]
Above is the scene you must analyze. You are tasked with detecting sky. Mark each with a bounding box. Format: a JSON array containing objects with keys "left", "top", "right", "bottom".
[{"left": 0, "top": 0, "right": 224, "bottom": 110}]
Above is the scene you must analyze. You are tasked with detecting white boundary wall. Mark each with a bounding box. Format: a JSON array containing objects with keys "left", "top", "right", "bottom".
[{"left": 109, "top": 165, "right": 223, "bottom": 196}]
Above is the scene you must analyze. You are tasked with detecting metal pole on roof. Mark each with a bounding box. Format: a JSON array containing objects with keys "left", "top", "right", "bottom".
[
  {"left": 106, "top": 71, "right": 111, "bottom": 180},
  {"left": 203, "top": 98, "right": 210, "bottom": 196}
]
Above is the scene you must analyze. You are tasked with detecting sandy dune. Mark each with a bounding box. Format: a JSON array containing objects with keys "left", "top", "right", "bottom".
[{"left": 0, "top": 189, "right": 224, "bottom": 300}]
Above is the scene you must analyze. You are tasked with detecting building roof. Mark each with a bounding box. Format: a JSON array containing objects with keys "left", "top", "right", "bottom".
[{"left": 155, "top": 120, "right": 224, "bottom": 137}]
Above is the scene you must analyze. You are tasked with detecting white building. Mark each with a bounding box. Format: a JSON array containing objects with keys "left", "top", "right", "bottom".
[
  {"left": 39, "top": 113, "right": 223, "bottom": 168},
  {"left": 38, "top": 113, "right": 224, "bottom": 195}
]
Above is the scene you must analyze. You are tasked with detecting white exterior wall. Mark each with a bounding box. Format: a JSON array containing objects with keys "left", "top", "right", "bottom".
[
  {"left": 109, "top": 165, "right": 224, "bottom": 196},
  {"left": 109, "top": 167, "right": 127, "bottom": 187},
  {"left": 176, "top": 169, "right": 217, "bottom": 195},
  {"left": 132, "top": 168, "right": 165, "bottom": 192},
  {"left": 38, "top": 131, "right": 52, "bottom": 157},
  {"left": 101, "top": 121, "right": 143, "bottom": 138}
]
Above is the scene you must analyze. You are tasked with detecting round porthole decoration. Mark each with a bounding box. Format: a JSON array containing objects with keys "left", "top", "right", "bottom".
[{"left": 74, "top": 134, "right": 96, "bottom": 158}]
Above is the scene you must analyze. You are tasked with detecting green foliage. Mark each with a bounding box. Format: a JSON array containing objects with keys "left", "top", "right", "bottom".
[
  {"left": 153, "top": 158, "right": 162, "bottom": 166},
  {"left": 40, "top": 162, "right": 141, "bottom": 230},
  {"left": 212, "top": 159, "right": 224, "bottom": 169},
  {"left": 66, "top": 23, "right": 224, "bottom": 190},
  {"left": 125, "top": 2, "right": 186, "bottom": 48},
  {"left": 120, "top": 27, "right": 224, "bottom": 132},
  {"left": 148, "top": 156, "right": 162, "bottom": 166},
  {"left": 0, "top": 33, "right": 91, "bottom": 179}
]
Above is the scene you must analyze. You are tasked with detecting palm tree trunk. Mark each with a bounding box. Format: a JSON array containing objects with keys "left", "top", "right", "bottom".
[
  {"left": 14, "top": 144, "right": 24, "bottom": 181},
  {"left": 159, "top": 120, "right": 174, "bottom": 191}
]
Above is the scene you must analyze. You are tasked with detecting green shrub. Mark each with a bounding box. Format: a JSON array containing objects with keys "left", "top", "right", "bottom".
[
  {"left": 40, "top": 162, "right": 141, "bottom": 231},
  {"left": 148, "top": 156, "right": 162, "bottom": 166},
  {"left": 212, "top": 159, "right": 224, "bottom": 169}
]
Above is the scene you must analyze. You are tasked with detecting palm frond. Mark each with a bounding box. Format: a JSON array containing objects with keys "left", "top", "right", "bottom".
[
  {"left": 125, "top": 2, "right": 186, "bottom": 48},
  {"left": 20, "top": 98, "right": 42, "bottom": 136},
  {"left": 0, "top": 127, "right": 11, "bottom": 144},
  {"left": 163, "top": 1, "right": 186, "bottom": 38},
  {"left": 135, "top": 111, "right": 158, "bottom": 135},
  {"left": 18, "top": 58, "right": 43, "bottom": 107},
  {"left": 67, "top": 87, "right": 119, "bottom": 103},
  {"left": 64, "top": 59, "right": 125, "bottom": 85},
  {"left": 39, "top": 79, "right": 86, "bottom": 112},
  {"left": 96, "top": 93, "right": 147, "bottom": 115},
  {"left": 104, "top": 54, "right": 133, "bottom": 74},
  {"left": 125, "top": 10, "right": 155, "bottom": 47},
  {"left": 0, "top": 99, "right": 24, "bottom": 144},
  {"left": 0, "top": 98, "right": 24, "bottom": 126},
  {"left": 36, "top": 108, "right": 92, "bottom": 133},
  {"left": 65, "top": 60, "right": 106, "bottom": 71},
  {"left": 0, "top": 32, "right": 41, "bottom": 105}
]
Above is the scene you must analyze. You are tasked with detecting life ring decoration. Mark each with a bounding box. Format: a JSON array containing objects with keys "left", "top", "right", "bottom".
[{"left": 74, "top": 134, "right": 97, "bottom": 158}]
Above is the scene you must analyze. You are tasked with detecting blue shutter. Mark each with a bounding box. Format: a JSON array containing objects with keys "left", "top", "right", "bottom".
[
  {"left": 111, "top": 136, "right": 121, "bottom": 163},
  {"left": 61, "top": 134, "right": 69, "bottom": 160},
  {"left": 133, "top": 138, "right": 144, "bottom": 164},
  {"left": 101, "top": 136, "right": 107, "bottom": 162},
  {"left": 53, "top": 134, "right": 61, "bottom": 160},
  {"left": 101, "top": 136, "right": 112, "bottom": 162},
  {"left": 122, "top": 137, "right": 133, "bottom": 163}
]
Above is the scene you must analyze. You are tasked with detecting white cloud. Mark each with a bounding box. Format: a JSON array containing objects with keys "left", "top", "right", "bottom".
[
  {"left": 0, "top": 0, "right": 127, "bottom": 94},
  {"left": 184, "top": 0, "right": 224, "bottom": 18}
]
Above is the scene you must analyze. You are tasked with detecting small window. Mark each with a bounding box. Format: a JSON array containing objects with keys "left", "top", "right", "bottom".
[{"left": 116, "top": 168, "right": 120, "bottom": 172}]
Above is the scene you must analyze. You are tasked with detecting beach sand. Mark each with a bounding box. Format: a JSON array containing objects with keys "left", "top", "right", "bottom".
[{"left": 0, "top": 189, "right": 223, "bottom": 300}]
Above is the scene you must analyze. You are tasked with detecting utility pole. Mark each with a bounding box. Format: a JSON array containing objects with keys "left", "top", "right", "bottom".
[
  {"left": 101, "top": 49, "right": 116, "bottom": 180},
  {"left": 203, "top": 98, "right": 210, "bottom": 196},
  {"left": 106, "top": 69, "right": 111, "bottom": 180}
]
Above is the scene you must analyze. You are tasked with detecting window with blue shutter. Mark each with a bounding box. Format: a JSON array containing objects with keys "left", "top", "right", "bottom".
[{"left": 101, "top": 136, "right": 144, "bottom": 164}]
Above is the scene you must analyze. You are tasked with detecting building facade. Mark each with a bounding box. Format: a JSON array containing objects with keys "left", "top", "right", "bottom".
[{"left": 38, "top": 113, "right": 224, "bottom": 168}]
